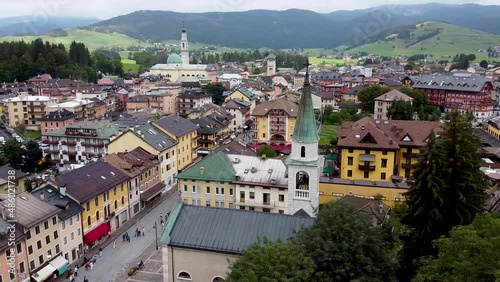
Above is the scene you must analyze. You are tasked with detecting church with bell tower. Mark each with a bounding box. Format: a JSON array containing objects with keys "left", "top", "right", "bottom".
[
  {"left": 180, "top": 24, "right": 189, "bottom": 65},
  {"left": 286, "top": 62, "right": 321, "bottom": 217}
]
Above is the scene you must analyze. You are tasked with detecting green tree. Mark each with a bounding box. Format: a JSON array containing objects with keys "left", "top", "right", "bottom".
[
  {"left": 0, "top": 139, "right": 26, "bottom": 169},
  {"left": 414, "top": 213, "right": 500, "bottom": 282},
  {"left": 399, "top": 86, "right": 428, "bottom": 110},
  {"left": 451, "top": 53, "right": 470, "bottom": 70},
  {"left": 387, "top": 100, "right": 414, "bottom": 120},
  {"left": 322, "top": 105, "right": 334, "bottom": 123},
  {"left": 203, "top": 82, "right": 227, "bottom": 105},
  {"left": 22, "top": 140, "right": 43, "bottom": 173},
  {"left": 296, "top": 202, "right": 396, "bottom": 281},
  {"left": 258, "top": 145, "right": 277, "bottom": 158},
  {"left": 357, "top": 85, "right": 391, "bottom": 113},
  {"left": 226, "top": 238, "right": 314, "bottom": 282},
  {"left": 399, "top": 111, "right": 489, "bottom": 281},
  {"left": 479, "top": 60, "right": 488, "bottom": 68}
]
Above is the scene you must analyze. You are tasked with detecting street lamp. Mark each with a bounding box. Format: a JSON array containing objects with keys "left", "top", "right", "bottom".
[{"left": 153, "top": 221, "right": 158, "bottom": 250}]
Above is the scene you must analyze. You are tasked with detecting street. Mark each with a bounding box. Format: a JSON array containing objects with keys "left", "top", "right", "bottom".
[
  {"left": 0, "top": 126, "right": 12, "bottom": 141},
  {"left": 235, "top": 130, "right": 254, "bottom": 146},
  {"left": 64, "top": 191, "right": 178, "bottom": 282}
]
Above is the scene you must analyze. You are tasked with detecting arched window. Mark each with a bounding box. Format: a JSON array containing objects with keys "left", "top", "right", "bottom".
[
  {"left": 296, "top": 171, "right": 310, "bottom": 191},
  {"left": 87, "top": 216, "right": 91, "bottom": 226},
  {"left": 177, "top": 271, "right": 192, "bottom": 281},
  {"left": 301, "top": 146, "right": 306, "bottom": 158},
  {"left": 121, "top": 196, "right": 125, "bottom": 205},
  {"left": 96, "top": 211, "right": 100, "bottom": 221},
  {"left": 114, "top": 200, "right": 118, "bottom": 210},
  {"left": 213, "top": 277, "right": 225, "bottom": 282}
]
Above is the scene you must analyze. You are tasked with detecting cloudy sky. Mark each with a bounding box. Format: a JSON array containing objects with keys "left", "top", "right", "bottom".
[{"left": 3, "top": 0, "right": 498, "bottom": 19}]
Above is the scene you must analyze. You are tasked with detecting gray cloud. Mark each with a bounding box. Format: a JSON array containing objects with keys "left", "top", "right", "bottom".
[{"left": 2, "top": 0, "right": 497, "bottom": 19}]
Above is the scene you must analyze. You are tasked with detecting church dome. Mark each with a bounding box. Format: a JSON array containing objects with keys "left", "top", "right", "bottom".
[{"left": 167, "top": 53, "right": 183, "bottom": 64}]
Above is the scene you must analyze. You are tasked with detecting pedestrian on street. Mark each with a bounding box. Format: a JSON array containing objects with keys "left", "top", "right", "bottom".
[
  {"left": 74, "top": 265, "right": 78, "bottom": 277},
  {"left": 89, "top": 261, "right": 94, "bottom": 270},
  {"left": 99, "top": 248, "right": 102, "bottom": 257},
  {"left": 142, "top": 227, "right": 145, "bottom": 236},
  {"left": 161, "top": 219, "right": 164, "bottom": 226},
  {"left": 84, "top": 276, "right": 89, "bottom": 282},
  {"left": 68, "top": 274, "right": 73, "bottom": 282},
  {"left": 122, "top": 233, "right": 125, "bottom": 242},
  {"left": 127, "top": 234, "right": 130, "bottom": 242},
  {"left": 160, "top": 212, "right": 163, "bottom": 222},
  {"left": 113, "top": 239, "right": 116, "bottom": 249}
]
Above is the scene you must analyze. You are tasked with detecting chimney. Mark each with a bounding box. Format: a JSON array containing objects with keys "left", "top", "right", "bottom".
[
  {"left": 60, "top": 184, "right": 67, "bottom": 196},
  {"left": 40, "top": 192, "right": 45, "bottom": 201},
  {"left": 378, "top": 204, "right": 384, "bottom": 214},
  {"left": 200, "top": 167, "right": 204, "bottom": 175}
]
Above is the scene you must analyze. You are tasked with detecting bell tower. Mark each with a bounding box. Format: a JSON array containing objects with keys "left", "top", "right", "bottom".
[
  {"left": 180, "top": 22, "right": 189, "bottom": 65},
  {"left": 286, "top": 61, "right": 320, "bottom": 217}
]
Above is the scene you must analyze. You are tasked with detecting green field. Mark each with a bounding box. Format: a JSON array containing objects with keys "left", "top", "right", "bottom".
[
  {"left": 0, "top": 28, "right": 153, "bottom": 50},
  {"left": 346, "top": 21, "right": 500, "bottom": 61},
  {"left": 22, "top": 131, "right": 41, "bottom": 140},
  {"left": 319, "top": 125, "right": 339, "bottom": 146}
]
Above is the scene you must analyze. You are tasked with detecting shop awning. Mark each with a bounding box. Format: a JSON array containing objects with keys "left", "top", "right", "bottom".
[
  {"left": 83, "top": 223, "right": 110, "bottom": 245},
  {"left": 49, "top": 255, "right": 68, "bottom": 275},
  {"left": 32, "top": 264, "right": 57, "bottom": 282},
  {"left": 141, "top": 183, "right": 166, "bottom": 201}
]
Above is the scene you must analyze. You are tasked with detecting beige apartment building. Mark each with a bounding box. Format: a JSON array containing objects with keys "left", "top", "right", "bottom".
[
  {"left": 0, "top": 218, "right": 29, "bottom": 282},
  {"left": 2, "top": 96, "right": 58, "bottom": 130},
  {"left": 374, "top": 89, "right": 413, "bottom": 120},
  {"left": 2, "top": 193, "right": 68, "bottom": 281}
]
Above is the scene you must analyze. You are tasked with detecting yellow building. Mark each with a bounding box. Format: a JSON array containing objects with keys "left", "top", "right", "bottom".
[
  {"left": 337, "top": 118, "right": 443, "bottom": 181},
  {"left": 2, "top": 192, "right": 65, "bottom": 280},
  {"left": 487, "top": 116, "right": 500, "bottom": 139},
  {"left": 0, "top": 165, "right": 27, "bottom": 199},
  {"left": 177, "top": 152, "right": 236, "bottom": 208},
  {"left": 108, "top": 123, "right": 178, "bottom": 189},
  {"left": 2, "top": 95, "right": 58, "bottom": 131},
  {"left": 0, "top": 220, "right": 29, "bottom": 282},
  {"left": 319, "top": 178, "right": 410, "bottom": 206},
  {"left": 153, "top": 115, "right": 199, "bottom": 171},
  {"left": 224, "top": 88, "right": 259, "bottom": 110},
  {"left": 251, "top": 98, "right": 298, "bottom": 143},
  {"left": 55, "top": 161, "right": 130, "bottom": 248}
]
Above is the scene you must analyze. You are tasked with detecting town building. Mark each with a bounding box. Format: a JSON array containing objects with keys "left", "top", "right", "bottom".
[
  {"left": 153, "top": 116, "right": 199, "bottom": 171},
  {"left": 177, "top": 90, "right": 212, "bottom": 117},
  {"left": 337, "top": 118, "right": 443, "bottom": 181},
  {"left": 55, "top": 161, "right": 130, "bottom": 249},
  {"left": 32, "top": 185, "right": 83, "bottom": 265},
  {"left": 251, "top": 98, "right": 298, "bottom": 144},
  {"left": 108, "top": 123, "right": 178, "bottom": 189},
  {"left": 374, "top": 89, "right": 413, "bottom": 120},
  {"left": 0, "top": 165, "right": 27, "bottom": 199},
  {"left": 487, "top": 115, "right": 500, "bottom": 139},
  {"left": 217, "top": 74, "right": 243, "bottom": 89},
  {"left": 0, "top": 218, "right": 29, "bottom": 282},
  {"left": 2, "top": 96, "right": 58, "bottom": 130},
  {"left": 103, "top": 147, "right": 164, "bottom": 216},
  {"left": 1, "top": 192, "right": 66, "bottom": 281},
  {"left": 42, "top": 121, "right": 121, "bottom": 172},
  {"left": 224, "top": 88, "right": 259, "bottom": 110},
  {"left": 223, "top": 98, "right": 251, "bottom": 134},
  {"left": 47, "top": 99, "right": 103, "bottom": 122},
  {"left": 314, "top": 91, "right": 337, "bottom": 109},
  {"left": 160, "top": 203, "right": 314, "bottom": 281},
  {"left": 39, "top": 109, "right": 75, "bottom": 133},
  {"left": 146, "top": 90, "right": 178, "bottom": 115},
  {"left": 285, "top": 67, "right": 321, "bottom": 217},
  {"left": 403, "top": 73, "right": 494, "bottom": 121},
  {"left": 266, "top": 54, "right": 276, "bottom": 76}
]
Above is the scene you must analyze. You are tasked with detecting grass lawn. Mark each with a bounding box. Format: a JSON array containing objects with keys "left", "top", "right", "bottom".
[
  {"left": 319, "top": 125, "right": 339, "bottom": 146},
  {"left": 22, "top": 131, "right": 41, "bottom": 140}
]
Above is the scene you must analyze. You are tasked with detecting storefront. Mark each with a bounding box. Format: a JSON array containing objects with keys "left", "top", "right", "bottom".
[
  {"left": 83, "top": 223, "right": 110, "bottom": 246},
  {"left": 31, "top": 264, "right": 56, "bottom": 282},
  {"left": 49, "top": 255, "right": 68, "bottom": 276},
  {"left": 140, "top": 183, "right": 166, "bottom": 208}
]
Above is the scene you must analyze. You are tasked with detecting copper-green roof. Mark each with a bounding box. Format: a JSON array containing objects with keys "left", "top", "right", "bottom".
[
  {"left": 292, "top": 66, "right": 319, "bottom": 143},
  {"left": 176, "top": 152, "right": 235, "bottom": 182}
]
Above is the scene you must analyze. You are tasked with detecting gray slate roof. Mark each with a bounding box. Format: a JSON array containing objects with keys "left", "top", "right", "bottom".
[
  {"left": 160, "top": 203, "right": 314, "bottom": 255},
  {"left": 136, "top": 123, "right": 177, "bottom": 151},
  {"left": 153, "top": 115, "right": 198, "bottom": 138},
  {"left": 1, "top": 192, "right": 60, "bottom": 229},
  {"left": 409, "top": 74, "right": 491, "bottom": 93},
  {"left": 32, "top": 184, "right": 84, "bottom": 221},
  {"left": 0, "top": 165, "right": 26, "bottom": 181}
]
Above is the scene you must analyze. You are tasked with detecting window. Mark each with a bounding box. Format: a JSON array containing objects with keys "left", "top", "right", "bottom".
[
  {"left": 47, "top": 249, "right": 52, "bottom": 259},
  {"left": 364, "top": 171, "right": 369, "bottom": 179},
  {"left": 28, "top": 245, "right": 33, "bottom": 255},
  {"left": 279, "top": 195, "right": 285, "bottom": 202},
  {"left": 301, "top": 146, "right": 306, "bottom": 158},
  {"left": 178, "top": 271, "right": 192, "bottom": 280},
  {"left": 382, "top": 150, "right": 388, "bottom": 155},
  {"left": 121, "top": 196, "right": 125, "bottom": 205},
  {"left": 63, "top": 237, "right": 67, "bottom": 245},
  {"left": 249, "top": 192, "right": 255, "bottom": 199},
  {"left": 87, "top": 216, "right": 91, "bottom": 227},
  {"left": 206, "top": 187, "right": 210, "bottom": 194},
  {"left": 86, "top": 202, "right": 90, "bottom": 211},
  {"left": 30, "top": 260, "right": 35, "bottom": 271},
  {"left": 77, "top": 228, "right": 81, "bottom": 236},
  {"left": 26, "top": 230, "right": 31, "bottom": 240},
  {"left": 229, "top": 188, "right": 234, "bottom": 196},
  {"left": 45, "top": 235, "right": 50, "bottom": 244},
  {"left": 52, "top": 217, "right": 57, "bottom": 225},
  {"left": 192, "top": 185, "right": 196, "bottom": 193},
  {"left": 16, "top": 243, "right": 22, "bottom": 254},
  {"left": 55, "top": 244, "right": 60, "bottom": 253},
  {"left": 62, "top": 221, "right": 66, "bottom": 230},
  {"left": 213, "top": 277, "right": 225, "bottom": 282},
  {"left": 19, "top": 261, "right": 25, "bottom": 274},
  {"left": 381, "top": 172, "right": 386, "bottom": 180},
  {"left": 206, "top": 201, "right": 211, "bottom": 207},
  {"left": 54, "top": 230, "right": 58, "bottom": 239},
  {"left": 347, "top": 170, "right": 353, "bottom": 177},
  {"left": 183, "top": 185, "right": 188, "bottom": 192},
  {"left": 35, "top": 226, "right": 40, "bottom": 235},
  {"left": 240, "top": 191, "right": 245, "bottom": 199},
  {"left": 96, "top": 211, "right": 100, "bottom": 221},
  {"left": 36, "top": 240, "right": 42, "bottom": 250},
  {"left": 263, "top": 208, "right": 271, "bottom": 213},
  {"left": 381, "top": 159, "right": 387, "bottom": 168},
  {"left": 76, "top": 213, "right": 80, "bottom": 222},
  {"left": 70, "top": 232, "right": 74, "bottom": 241},
  {"left": 39, "top": 255, "right": 44, "bottom": 265},
  {"left": 347, "top": 157, "right": 353, "bottom": 165},
  {"left": 215, "top": 187, "right": 220, "bottom": 195},
  {"left": 95, "top": 197, "right": 99, "bottom": 206},
  {"left": 221, "top": 188, "right": 225, "bottom": 195}
]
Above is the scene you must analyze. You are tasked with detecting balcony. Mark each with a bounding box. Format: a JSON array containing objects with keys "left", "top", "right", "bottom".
[
  {"left": 198, "top": 138, "right": 213, "bottom": 144},
  {"left": 403, "top": 152, "right": 420, "bottom": 158},
  {"left": 27, "top": 104, "right": 45, "bottom": 108},
  {"left": 358, "top": 165, "right": 376, "bottom": 171},
  {"left": 47, "top": 149, "right": 60, "bottom": 154},
  {"left": 402, "top": 163, "right": 417, "bottom": 169},
  {"left": 82, "top": 142, "right": 105, "bottom": 147},
  {"left": 295, "top": 190, "right": 310, "bottom": 199}
]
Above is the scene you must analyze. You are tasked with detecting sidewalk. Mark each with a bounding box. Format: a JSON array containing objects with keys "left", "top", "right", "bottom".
[{"left": 56, "top": 187, "right": 178, "bottom": 281}]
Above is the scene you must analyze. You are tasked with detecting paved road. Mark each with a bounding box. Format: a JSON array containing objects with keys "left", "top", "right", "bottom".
[
  {"left": 0, "top": 127, "right": 12, "bottom": 141},
  {"left": 235, "top": 131, "right": 254, "bottom": 146},
  {"left": 65, "top": 191, "right": 178, "bottom": 282}
]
